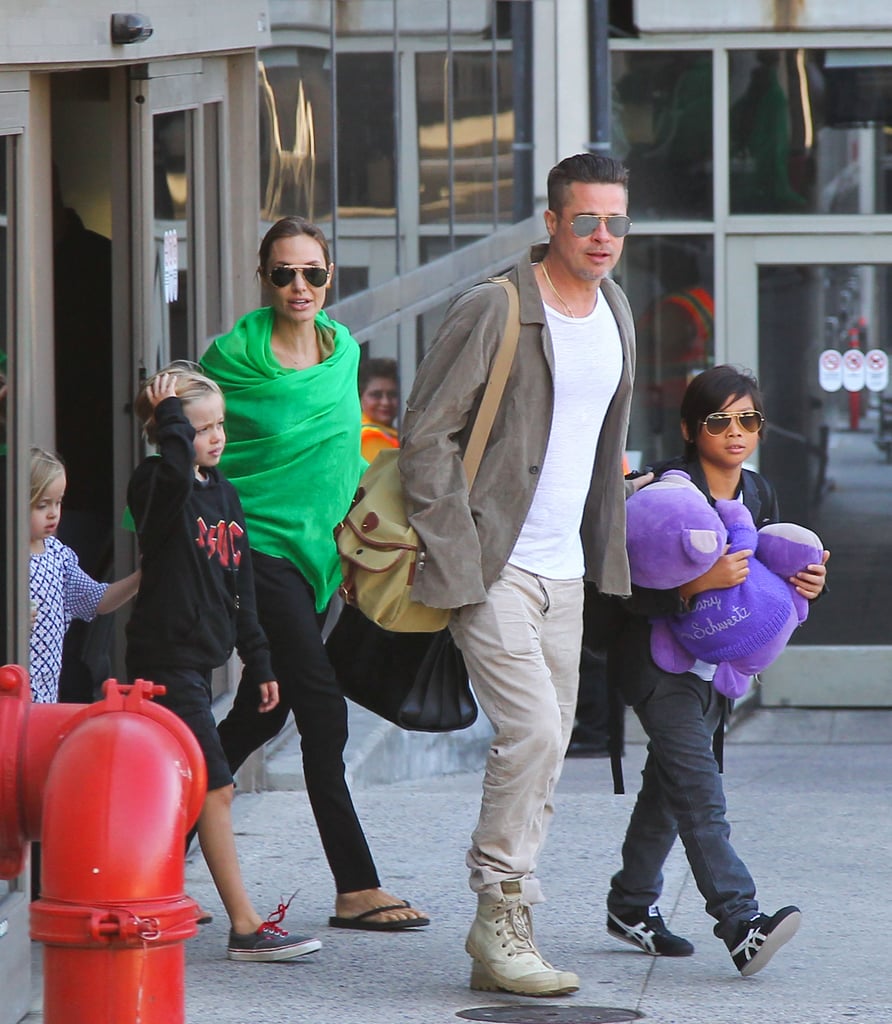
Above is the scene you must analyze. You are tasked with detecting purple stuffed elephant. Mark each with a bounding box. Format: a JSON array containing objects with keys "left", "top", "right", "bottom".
[{"left": 626, "top": 470, "right": 823, "bottom": 698}]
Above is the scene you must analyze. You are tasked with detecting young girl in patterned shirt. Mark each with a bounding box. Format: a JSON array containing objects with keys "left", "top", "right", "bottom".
[{"left": 29, "top": 447, "right": 140, "bottom": 703}]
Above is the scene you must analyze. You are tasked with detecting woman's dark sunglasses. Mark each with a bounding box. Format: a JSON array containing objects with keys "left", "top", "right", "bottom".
[
  {"left": 701, "top": 410, "right": 765, "bottom": 436},
  {"left": 268, "top": 264, "right": 331, "bottom": 288}
]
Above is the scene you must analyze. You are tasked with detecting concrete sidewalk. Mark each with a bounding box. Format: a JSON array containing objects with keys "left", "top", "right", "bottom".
[{"left": 27, "top": 707, "right": 892, "bottom": 1022}]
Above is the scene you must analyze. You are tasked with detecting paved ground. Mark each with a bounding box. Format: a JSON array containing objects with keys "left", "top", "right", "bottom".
[{"left": 27, "top": 706, "right": 892, "bottom": 1023}]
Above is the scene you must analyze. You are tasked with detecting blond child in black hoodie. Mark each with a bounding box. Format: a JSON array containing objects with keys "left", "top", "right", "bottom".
[{"left": 128, "top": 361, "right": 319, "bottom": 963}]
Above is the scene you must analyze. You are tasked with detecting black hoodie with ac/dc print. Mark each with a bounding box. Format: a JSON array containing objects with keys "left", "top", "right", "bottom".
[{"left": 125, "top": 396, "right": 273, "bottom": 686}]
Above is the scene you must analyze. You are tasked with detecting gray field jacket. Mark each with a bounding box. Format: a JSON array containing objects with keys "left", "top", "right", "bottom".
[{"left": 399, "top": 242, "right": 636, "bottom": 611}]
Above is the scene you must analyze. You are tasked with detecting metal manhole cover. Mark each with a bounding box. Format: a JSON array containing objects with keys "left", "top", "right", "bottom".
[{"left": 456, "top": 1006, "right": 642, "bottom": 1023}]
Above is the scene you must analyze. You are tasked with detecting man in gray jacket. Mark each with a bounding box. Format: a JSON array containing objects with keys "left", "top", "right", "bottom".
[{"left": 399, "top": 153, "right": 641, "bottom": 996}]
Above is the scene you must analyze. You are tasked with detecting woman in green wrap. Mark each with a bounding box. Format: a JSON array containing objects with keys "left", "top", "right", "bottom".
[{"left": 201, "top": 217, "right": 429, "bottom": 931}]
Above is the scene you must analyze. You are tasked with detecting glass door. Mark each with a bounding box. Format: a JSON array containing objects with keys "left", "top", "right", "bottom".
[
  {"left": 129, "top": 60, "right": 230, "bottom": 699},
  {"left": 130, "top": 59, "right": 227, "bottom": 385},
  {"left": 0, "top": 123, "right": 32, "bottom": 1024},
  {"left": 727, "top": 233, "right": 892, "bottom": 706}
]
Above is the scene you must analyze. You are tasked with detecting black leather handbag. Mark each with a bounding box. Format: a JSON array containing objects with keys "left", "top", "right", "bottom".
[{"left": 325, "top": 603, "right": 477, "bottom": 732}]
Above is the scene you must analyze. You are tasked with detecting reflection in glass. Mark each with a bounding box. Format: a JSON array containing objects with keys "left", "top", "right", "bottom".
[
  {"left": 729, "top": 49, "right": 892, "bottom": 215},
  {"left": 416, "top": 51, "right": 451, "bottom": 228},
  {"left": 417, "top": 49, "right": 515, "bottom": 235},
  {"left": 758, "top": 263, "right": 892, "bottom": 645},
  {"left": 621, "top": 235, "right": 715, "bottom": 464},
  {"left": 729, "top": 51, "right": 809, "bottom": 213},
  {"left": 153, "top": 110, "right": 190, "bottom": 363},
  {"left": 154, "top": 111, "right": 188, "bottom": 220},
  {"left": 612, "top": 51, "right": 713, "bottom": 221},
  {"left": 453, "top": 52, "right": 514, "bottom": 224},
  {"left": 259, "top": 49, "right": 331, "bottom": 223}
]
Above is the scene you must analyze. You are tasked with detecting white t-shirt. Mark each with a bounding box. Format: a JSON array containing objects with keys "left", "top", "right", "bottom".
[{"left": 509, "top": 292, "right": 623, "bottom": 580}]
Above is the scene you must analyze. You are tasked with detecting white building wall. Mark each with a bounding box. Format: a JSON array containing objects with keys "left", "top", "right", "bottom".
[
  {"left": 635, "top": 0, "right": 892, "bottom": 33},
  {"left": 532, "top": 0, "right": 592, "bottom": 212},
  {"left": 0, "top": 0, "right": 271, "bottom": 66}
]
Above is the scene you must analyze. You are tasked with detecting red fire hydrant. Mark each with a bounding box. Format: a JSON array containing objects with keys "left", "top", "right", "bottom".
[{"left": 0, "top": 664, "right": 207, "bottom": 1024}]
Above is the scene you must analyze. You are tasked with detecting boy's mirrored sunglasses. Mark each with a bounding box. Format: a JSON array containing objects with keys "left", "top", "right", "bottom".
[
  {"left": 701, "top": 410, "right": 765, "bottom": 435},
  {"left": 268, "top": 264, "right": 331, "bottom": 288},
  {"left": 568, "top": 214, "right": 632, "bottom": 238}
]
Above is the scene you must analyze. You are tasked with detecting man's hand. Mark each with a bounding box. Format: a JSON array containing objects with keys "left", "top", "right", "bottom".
[
  {"left": 626, "top": 471, "right": 654, "bottom": 494},
  {"left": 258, "top": 681, "right": 279, "bottom": 712}
]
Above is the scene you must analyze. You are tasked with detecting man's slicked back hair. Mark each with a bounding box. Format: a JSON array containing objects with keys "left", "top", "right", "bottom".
[{"left": 547, "top": 153, "right": 629, "bottom": 213}]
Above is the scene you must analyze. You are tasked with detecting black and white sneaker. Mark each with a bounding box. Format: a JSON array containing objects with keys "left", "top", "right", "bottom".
[
  {"left": 607, "top": 904, "right": 694, "bottom": 957},
  {"left": 728, "top": 905, "right": 801, "bottom": 977}
]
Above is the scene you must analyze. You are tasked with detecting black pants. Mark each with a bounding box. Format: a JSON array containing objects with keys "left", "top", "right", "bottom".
[{"left": 217, "top": 550, "right": 380, "bottom": 894}]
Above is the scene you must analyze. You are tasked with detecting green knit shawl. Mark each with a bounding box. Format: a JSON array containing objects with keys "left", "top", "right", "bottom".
[{"left": 200, "top": 306, "right": 363, "bottom": 611}]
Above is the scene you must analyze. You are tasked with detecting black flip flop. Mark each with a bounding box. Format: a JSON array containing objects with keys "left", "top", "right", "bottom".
[{"left": 328, "top": 901, "right": 431, "bottom": 931}]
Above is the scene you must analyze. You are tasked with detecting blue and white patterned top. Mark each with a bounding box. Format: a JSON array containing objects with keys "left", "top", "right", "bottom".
[{"left": 29, "top": 535, "right": 107, "bottom": 703}]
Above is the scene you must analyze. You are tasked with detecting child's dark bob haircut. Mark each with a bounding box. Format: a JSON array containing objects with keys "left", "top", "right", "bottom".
[{"left": 680, "top": 364, "right": 766, "bottom": 459}]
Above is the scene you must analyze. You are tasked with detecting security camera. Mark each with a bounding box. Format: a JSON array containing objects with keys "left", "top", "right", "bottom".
[{"left": 110, "top": 13, "right": 154, "bottom": 45}]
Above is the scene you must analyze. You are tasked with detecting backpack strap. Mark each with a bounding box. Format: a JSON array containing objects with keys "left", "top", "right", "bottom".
[
  {"left": 608, "top": 681, "right": 626, "bottom": 795},
  {"left": 751, "top": 470, "right": 772, "bottom": 521},
  {"left": 462, "top": 278, "right": 521, "bottom": 488}
]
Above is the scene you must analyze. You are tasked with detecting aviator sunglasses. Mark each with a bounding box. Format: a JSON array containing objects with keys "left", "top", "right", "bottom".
[
  {"left": 268, "top": 264, "right": 331, "bottom": 288},
  {"left": 701, "top": 410, "right": 765, "bottom": 436},
  {"left": 568, "top": 214, "right": 632, "bottom": 238}
]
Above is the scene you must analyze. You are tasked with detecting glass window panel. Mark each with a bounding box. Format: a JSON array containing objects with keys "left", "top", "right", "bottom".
[
  {"left": 452, "top": 51, "right": 513, "bottom": 225},
  {"left": 417, "top": 299, "right": 452, "bottom": 365},
  {"left": 419, "top": 234, "right": 485, "bottom": 265},
  {"left": 336, "top": 52, "right": 395, "bottom": 218},
  {"left": 417, "top": 50, "right": 451, "bottom": 229},
  {"left": 334, "top": 7, "right": 399, "bottom": 294},
  {"left": 153, "top": 110, "right": 191, "bottom": 363},
  {"left": 336, "top": 265, "right": 370, "bottom": 299},
  {"left": 259, "top": 47, "right": 332, "bottom": 225},
  {"left": 612, "top": 51, "right": 713, "bottom": 221},
  {"left": 618, "top": 235, "right": 715, "bottom": 465},
  {"left": 204, "top": 102, "right": 223, "bottom": 339},
  {"left": 51, "top": 70, "right": 116, "bottom": 589},
  {"left": 417, "top": 48, "right": 515, "bottom": 233},
  {"left": 494, "top": 49, "right": 515, "bottom": 225},
  {"left": 757, "top": 262, "right": 892, "bottom": 646},
  {"left": 729, "top": 49, "right": 892, "bottom": 215}
]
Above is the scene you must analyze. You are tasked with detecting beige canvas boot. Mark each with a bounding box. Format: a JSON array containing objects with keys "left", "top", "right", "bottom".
[{"left": 465, "top": 880, "right": 579, "bottom": 997}]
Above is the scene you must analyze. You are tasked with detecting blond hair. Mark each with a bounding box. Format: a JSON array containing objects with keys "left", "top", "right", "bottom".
[
  {"left": 134, "top": 360, "right": 224, "bottom": 445},
  {"left": 30, "top": 447, "right": 66, "bottom": 507}
]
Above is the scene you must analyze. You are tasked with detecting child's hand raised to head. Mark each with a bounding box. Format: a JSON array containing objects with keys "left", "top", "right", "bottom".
[{"left": 146, "top": 372, "right": 179, "bottom": 408}]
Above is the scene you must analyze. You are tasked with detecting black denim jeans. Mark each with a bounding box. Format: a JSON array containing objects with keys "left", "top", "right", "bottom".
[
  {"left": 607, "top": 670, "right": 758, "bottom": 942},
  {"left": 217, "top": 550, "right": 380, "bottom": 894}
]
